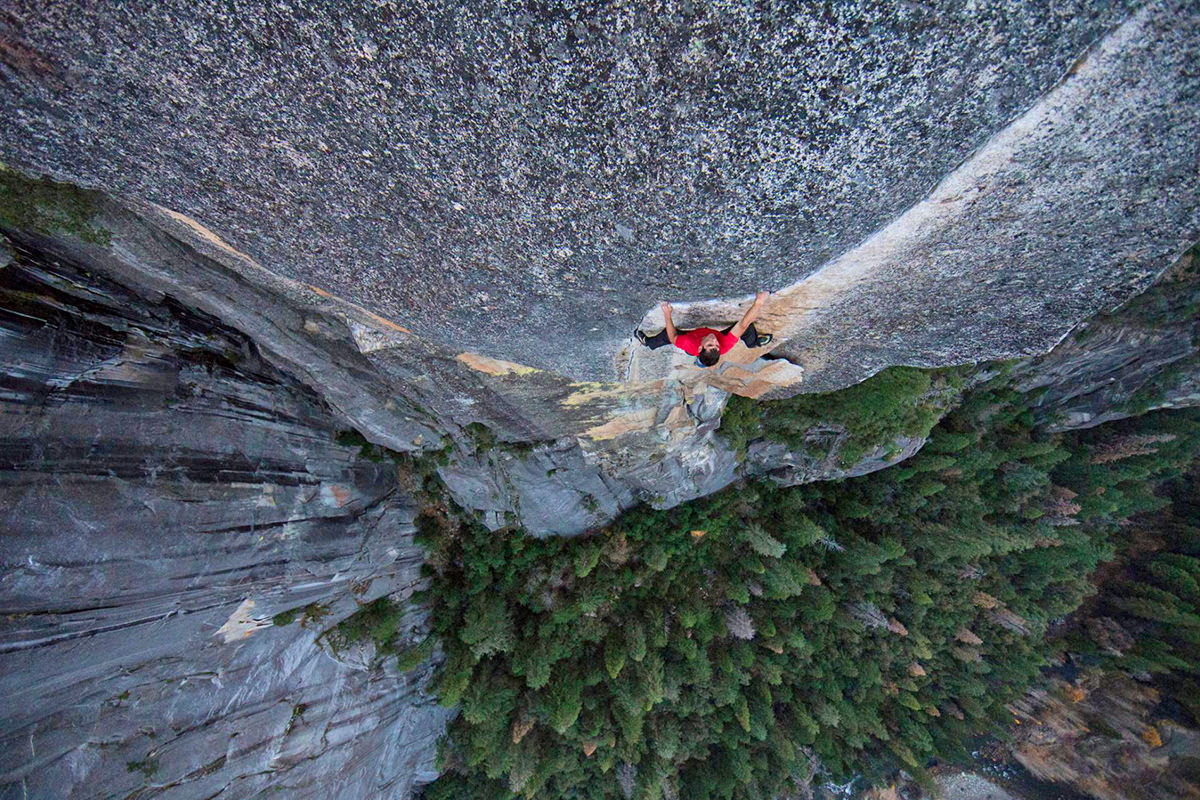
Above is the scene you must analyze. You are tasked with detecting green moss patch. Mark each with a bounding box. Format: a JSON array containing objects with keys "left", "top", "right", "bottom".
[{"left": 0, "top": 164, "right": 111, "bottom": 245}]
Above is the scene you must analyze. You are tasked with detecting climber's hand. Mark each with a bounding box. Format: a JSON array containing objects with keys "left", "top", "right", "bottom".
[{"left": 661, "top": 302, "right": 678, "bottom": 343}]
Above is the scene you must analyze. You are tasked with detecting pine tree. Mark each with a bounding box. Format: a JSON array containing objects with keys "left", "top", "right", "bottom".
[
  {"left": 460, "top": 594, "right": 515, "bottom": 659},
  {"left": 417, "top": 379, "right": 1200, "bottom": 800}
]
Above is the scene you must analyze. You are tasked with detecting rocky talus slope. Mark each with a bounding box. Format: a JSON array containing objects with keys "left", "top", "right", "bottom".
[{"left": 1010, "top": 671, "right": 1200, "bottom": 800}]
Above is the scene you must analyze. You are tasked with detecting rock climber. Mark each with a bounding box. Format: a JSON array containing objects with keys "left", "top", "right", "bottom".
[{"left": 636, "top": 291, "right": 773, "bottom": 368}]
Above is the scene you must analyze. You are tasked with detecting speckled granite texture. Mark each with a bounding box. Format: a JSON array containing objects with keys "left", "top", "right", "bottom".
[
  {"left": 765, "top": 0, "right": 1200, "bottom": 392},
  {"left": 0, "top": 0, "right": 1163, "bottom": 380}
]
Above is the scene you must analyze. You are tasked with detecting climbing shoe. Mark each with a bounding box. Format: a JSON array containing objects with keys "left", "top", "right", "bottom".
[
  {"left": 635, "top": 330, "right": 649, "bottom": 346},
  {"left": 754, "top": 334, "right": 773, "bottom": 347}
]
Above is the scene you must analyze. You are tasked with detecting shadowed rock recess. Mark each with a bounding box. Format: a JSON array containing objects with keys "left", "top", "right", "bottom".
[{"left": 1, "top": 1, "right": 1200, "bottom": 798}]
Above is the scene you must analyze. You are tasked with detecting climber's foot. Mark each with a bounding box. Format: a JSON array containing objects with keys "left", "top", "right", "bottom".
[
  {"left": 635, "top": 330, "right": 649, "bottom": 346},
  {"left": 754, "top": 334, "right": 773, "bottom": 347}
]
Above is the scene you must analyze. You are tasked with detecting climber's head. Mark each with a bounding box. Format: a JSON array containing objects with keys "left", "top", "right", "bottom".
[{"left": 696, "top": 338, "right": 721, "bottom": 368}]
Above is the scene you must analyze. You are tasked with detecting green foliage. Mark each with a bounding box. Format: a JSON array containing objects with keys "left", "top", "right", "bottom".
[
  {"left": 1073, "top": 449, "right": 1200, "bottom": 707},
  {"left": 465, "top": 422, "right": 498, "bottom": 451},
  {"left": 275, "top": 602, "right": 331, "bottom": 628},
  {"left": 416, "top": 372, "right": 1200, "bottom": 800},
  {"left": 575, "top": 544, "right": 602, "bottom": 578},
  {"left": 717, "top": 391, "right": 767, "bottom": 457},
  {"left": 461, "top": 595, "right": 516, "bottom": 659},
  {"left": 272, "top": 607, "right": 300, "bottom": 627},
  {"left": 125, "top": 757, "right": 159, "bottom": 777},
  {"left": 0, "top": 163, "right": 112, "bottom": 245},
  {"left": 329, "top": 596, "right": 405, "bottom": 659},
  {"left": 398, "top": 636, "right": 438, "bottom": 672},
  {"left": 722, "top": 366, "right": 963, "bottom": 466},
  {"left": 300, "top": 602, "right": 330, "bottom": 627},
  {"left": 744, "top": 524, "right": 786, "bottom": 559},
  {"left": 335, "top": 429, "right": 406, "bottom": 464},
  {"left": 605, "top": 641, "right": 626, "bottom": 679}
]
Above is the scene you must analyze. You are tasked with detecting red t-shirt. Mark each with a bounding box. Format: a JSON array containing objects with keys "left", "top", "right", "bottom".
[{"left": 674, "top": 327, "right": 738, "bottom": 356}]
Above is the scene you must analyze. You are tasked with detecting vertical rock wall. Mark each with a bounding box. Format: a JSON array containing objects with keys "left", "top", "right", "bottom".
[{"left": 0, "top": 236, "right": 453, "bottom": 799}]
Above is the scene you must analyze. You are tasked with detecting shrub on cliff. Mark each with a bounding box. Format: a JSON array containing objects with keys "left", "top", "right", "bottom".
[{"left": 721, "top": 366, "right": 965, "bottom": 465}]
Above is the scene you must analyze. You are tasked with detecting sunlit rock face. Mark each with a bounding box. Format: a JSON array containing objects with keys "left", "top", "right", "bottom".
[{"left": 8, "top": 0, "right": 1197, "bottom": 383}]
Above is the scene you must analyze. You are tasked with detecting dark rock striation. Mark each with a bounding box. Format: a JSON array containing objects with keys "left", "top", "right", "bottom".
[{"left": 0, "top": 239, "right": 453, "bottom": 799}]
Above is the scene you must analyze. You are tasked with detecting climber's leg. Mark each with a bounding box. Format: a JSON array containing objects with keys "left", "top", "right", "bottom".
[
  {"left": 637, "top": 329, "right": 672, "bottom": 349},
  {"left": 724, "top": 322, "right": 773, "bottom": 348}
]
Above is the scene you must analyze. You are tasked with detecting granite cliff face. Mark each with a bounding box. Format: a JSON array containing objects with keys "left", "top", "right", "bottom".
[
  {"left": 2, "top": 1, "right": 1200, "bottom": 798},
  {"left": 0, "top": 191, "right": 764, "bottom": 798},
  {"left": 1, "top": 179, "right": 1196, "bottom": 800},
  {"left": 0, "top": 235, "right": 453, "bottom": 799},
  {"left": 1018, "top": 247, "right": 1200, "bottom": 432},
  {"left": 3, "top": 0, "right": 1200, "bottom": 385}
]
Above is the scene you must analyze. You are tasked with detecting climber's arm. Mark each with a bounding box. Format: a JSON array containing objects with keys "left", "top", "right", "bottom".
[
  {"left": 661, "top": 302, "right": 679, "bottom": 344},
  {"left": 729, "top": 292, "right": 770, "bottom": 339}
]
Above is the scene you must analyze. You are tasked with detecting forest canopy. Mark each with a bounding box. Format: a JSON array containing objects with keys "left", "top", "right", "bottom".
[{"left": 385, "top": 371, "right": 1200, "bottom": 800}]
